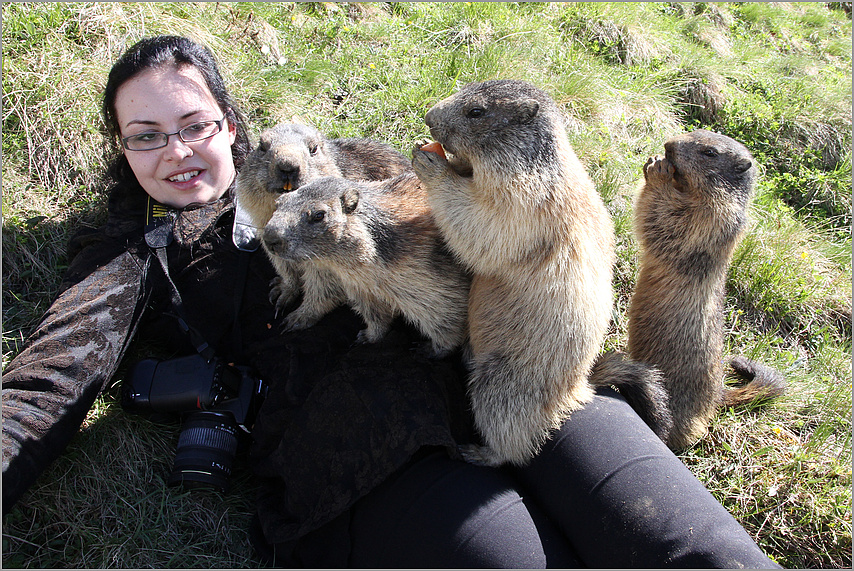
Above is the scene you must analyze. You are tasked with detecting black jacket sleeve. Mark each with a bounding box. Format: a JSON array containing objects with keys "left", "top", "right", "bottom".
[{"left": 2, "top": 237, "right": 150, "bottom": 514}]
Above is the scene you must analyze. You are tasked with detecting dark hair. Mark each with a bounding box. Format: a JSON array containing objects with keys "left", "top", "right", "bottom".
[{"left": 102, "top": 35, "right": 250, "bottom": 187}]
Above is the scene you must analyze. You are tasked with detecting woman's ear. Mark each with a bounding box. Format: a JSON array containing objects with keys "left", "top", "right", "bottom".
[{"left": 227, "top": 110, "right": 237, "bottom": 145}]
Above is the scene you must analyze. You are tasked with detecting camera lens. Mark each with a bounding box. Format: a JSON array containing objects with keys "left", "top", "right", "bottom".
[{"left": 167, "top": 410, "right": 239, "bottom": 492}]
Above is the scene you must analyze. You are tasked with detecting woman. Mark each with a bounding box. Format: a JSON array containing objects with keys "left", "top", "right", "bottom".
[{"left": 2, "top": 35, "right": 778, "bottom": 568}]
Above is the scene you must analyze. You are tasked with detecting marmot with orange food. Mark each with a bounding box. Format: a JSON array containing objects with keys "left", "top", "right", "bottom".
[{"left": 413, "top": 79, "right": 671, "bottom": 467}]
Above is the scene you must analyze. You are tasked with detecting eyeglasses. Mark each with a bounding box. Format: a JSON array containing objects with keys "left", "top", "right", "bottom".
[{"left": 121, "top": 116, "right": 227, "bottom": 151}]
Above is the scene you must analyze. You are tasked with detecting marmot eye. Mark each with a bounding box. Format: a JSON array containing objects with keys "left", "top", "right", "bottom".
[
  {"left": 258, "top": 140, "right": 271, "bottom": 152},
  {"left": 308, "top": 143, "right": 319, "bottom": 155},
  {"left": 701, "top": 148, "right": 719, "bottom": 158},
  {"left": 466, "top": 107, "right": 485, "bottom": 119},
  {"left": 308, "top": 210, "right": 326, "bottom": 224}
]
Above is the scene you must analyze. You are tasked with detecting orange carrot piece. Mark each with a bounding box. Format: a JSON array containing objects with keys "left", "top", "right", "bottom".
[{"left": 420, "top": 141, "right": 446, "bottom": 159}]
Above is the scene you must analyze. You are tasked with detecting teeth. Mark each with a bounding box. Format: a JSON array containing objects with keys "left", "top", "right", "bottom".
[{"left": 169, "top": 171, "right": 199, "bottom": 183}]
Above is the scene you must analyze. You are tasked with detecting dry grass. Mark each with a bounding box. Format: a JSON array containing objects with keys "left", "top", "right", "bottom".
[{"left": 2, "top": 392, "right": 259, "bottom": 568}]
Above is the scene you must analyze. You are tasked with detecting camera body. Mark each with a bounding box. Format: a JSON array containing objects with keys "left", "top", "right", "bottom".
[{"left": 122, "top": 353, "right": 267, "bottom": 492}]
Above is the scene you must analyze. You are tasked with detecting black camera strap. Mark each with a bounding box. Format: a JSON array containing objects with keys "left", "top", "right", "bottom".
[
  {"left": 145, "top": 197, "right": 253, "bottom": 371},
  {"left": 231, "top": 252, "right": 251, "bottom": 356},
  {"left": 229, "top": 195, "right": 259, "bottom": 360},
  {"left": 145, "top": 196, "right": 218, "bottom": 363}
]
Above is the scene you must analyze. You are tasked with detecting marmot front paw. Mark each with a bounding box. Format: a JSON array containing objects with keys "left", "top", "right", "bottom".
[
  {"left": 643, "top": 155, "right": 674, "bottom": 184},
  {"left": 269, "top": 275, "right": 299, "bottom": 316},
  {"left": 412, "top": 146, "right": 451, "bottom": 179}
]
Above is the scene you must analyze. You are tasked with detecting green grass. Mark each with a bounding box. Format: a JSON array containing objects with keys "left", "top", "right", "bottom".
[{"left": 2, "top": 2, "right": 851, "bottom": 568}]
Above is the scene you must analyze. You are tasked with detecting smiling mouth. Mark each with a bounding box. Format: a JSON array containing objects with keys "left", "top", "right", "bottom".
[{"left": 168, "top": 170, "right": 200, "bottom": 183}]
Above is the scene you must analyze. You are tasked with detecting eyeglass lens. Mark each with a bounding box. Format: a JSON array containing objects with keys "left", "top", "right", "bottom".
[{"left": 123, "top": 119, "right": 223, "bottom": 150}]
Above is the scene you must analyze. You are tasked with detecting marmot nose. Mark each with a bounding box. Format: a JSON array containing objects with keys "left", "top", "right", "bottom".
[
  {"left": 279, "top": 164, "right": 299, "bottom": 179},
  {"left": 277, "top": 164, "right": 300, "bottom": 192},
  {"left": 424, "top": 108, "right": 436, "bottom": 128},
  {"left": 262, "top": 227, "right": 288, "bottom": 255}
]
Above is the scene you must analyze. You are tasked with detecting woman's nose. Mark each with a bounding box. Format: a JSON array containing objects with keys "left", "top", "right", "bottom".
[{"left": 162, "top": 133, "right": 194, "bottom": 160}]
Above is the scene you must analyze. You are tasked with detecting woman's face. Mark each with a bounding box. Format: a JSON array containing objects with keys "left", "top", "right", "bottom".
[{"left": 114, "top": 65, "right": 237, "bottom": 208}]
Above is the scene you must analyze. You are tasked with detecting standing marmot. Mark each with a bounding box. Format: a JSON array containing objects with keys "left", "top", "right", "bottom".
[
  {"left": 628, "top": 129, "right": 786, "bottom": 450},
  {"left": 261, "top": 173, "right": 470, "bottom": 358},
  {"left": 235, "top": 123, "right": 412, "bottom": 311},
  {"left": 412, "top": 79, "right": 670, "bottom": 467}
]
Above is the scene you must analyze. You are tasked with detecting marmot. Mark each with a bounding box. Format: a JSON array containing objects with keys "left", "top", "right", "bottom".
[
  {"left": 412, "top": 79, "right": 670, "bottom": 467},
  {"left": 261, "top": 173, "right": 470, "bottom": 358},
  {"left": 627, "top": 129, "right": 786, "bottom": 450},
  {"left": 235, "top": 122, "right": 412, "bottom": 311}
]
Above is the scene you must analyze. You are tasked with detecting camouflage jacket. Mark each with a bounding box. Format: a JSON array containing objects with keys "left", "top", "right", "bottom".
[{"left": 2, "top": 182, "right": 470, "bottom": 545}]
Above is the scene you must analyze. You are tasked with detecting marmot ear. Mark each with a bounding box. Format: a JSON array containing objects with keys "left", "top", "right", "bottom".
[
  {"left": 519, "top": 99, "right": 540, "bottom": 123},
  {"left": 258, "top": 132, "right": 272, "bottom": 152},
  {"left": 341, "top": 187, "right": 360, "bottom": 214}
]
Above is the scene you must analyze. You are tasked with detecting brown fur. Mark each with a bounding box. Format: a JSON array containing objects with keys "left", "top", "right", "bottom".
[
  {"left": 261, "top": 173, "right": 470, "bottom": 358},
  {"left": 725, "top": 356, "right": 786, "bottom": 406},
  {"left": 412, "top": 79, "right": 632, "bottom": 466},
  {"left": 235, "top": 122, "right": 411, "bottom": 311},
  {"left": 627, "top": 129, "right": 786, "bottom": 450}
]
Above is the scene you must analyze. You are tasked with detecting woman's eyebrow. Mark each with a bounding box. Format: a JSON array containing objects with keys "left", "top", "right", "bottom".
[
  {"left": 179, "top": 109, "right": 209, "bottom": 120},
  {"left": 124, "top": 118, "right": 159, "bottom": 128},
  {"left": 124, "top": 109, "right": 210, "bottom": 129}
]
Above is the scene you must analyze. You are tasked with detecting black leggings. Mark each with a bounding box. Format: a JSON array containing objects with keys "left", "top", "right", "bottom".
[{"left": 264, "top": 388, "right": 779, "bottom": 568}]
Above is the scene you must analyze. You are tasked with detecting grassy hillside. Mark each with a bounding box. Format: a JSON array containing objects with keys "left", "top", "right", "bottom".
[{"left": 2, "top": 2, "right": 850, "bottom": 568}]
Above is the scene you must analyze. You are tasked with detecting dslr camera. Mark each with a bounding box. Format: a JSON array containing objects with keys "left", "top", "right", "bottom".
[{"left": 122, "top": 354, "right": 267, "bottom": 492}]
